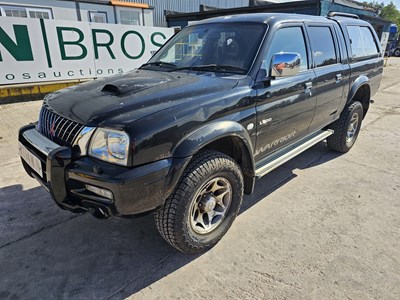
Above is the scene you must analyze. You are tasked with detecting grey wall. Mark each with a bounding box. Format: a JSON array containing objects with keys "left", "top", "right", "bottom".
[{"left": 0, "top": 0, "right": 154, "bottom": 27}]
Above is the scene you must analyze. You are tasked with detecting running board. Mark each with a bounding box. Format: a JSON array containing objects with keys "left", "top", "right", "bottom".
[{"left": 255, "top": 129, "right": 333, "bottom": 178}]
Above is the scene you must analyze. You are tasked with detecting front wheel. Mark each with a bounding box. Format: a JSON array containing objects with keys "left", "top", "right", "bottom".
[
  {"left": 327, "top": 101, "right": 363, "bottom": 153},
  {"left": 394, "top": 48, "right": 400, "bottom": 57},
  {"left": 154, "top": 150, "right": 244, "bottom": 253}
]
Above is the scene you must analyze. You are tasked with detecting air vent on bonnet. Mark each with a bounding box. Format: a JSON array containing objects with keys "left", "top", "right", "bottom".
[
  {"left": 100, "top": 77, "right": 171, "bottom": 96},
  {"left": 101, "top": 84, "right": 122, "bottom": 96}
]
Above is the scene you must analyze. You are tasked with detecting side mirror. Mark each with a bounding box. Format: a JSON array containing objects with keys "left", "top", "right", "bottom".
[{"left": 270, "top": 52, "right": 301, "bottom": 78}]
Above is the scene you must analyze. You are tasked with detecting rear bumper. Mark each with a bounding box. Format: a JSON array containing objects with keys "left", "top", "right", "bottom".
[{"left": 18, "top": 124, "right": 179, "bottom": 217}]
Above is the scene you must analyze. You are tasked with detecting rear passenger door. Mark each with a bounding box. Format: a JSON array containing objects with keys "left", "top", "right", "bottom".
[{"left": 306, "top": 24, "right": 347, "bottom": 132}]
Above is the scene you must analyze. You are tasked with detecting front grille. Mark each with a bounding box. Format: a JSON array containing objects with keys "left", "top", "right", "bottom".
[{"left": 38, "top": 105, "right": 84, "bottom": 147}]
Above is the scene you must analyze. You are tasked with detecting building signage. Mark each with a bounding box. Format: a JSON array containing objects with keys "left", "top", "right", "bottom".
[{"left": 0, "top": 17, "right": 174, "bottom": 85}]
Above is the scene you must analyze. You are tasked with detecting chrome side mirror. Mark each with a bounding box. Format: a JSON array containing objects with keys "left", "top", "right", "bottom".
[{"left": 270, "top": 52, "right": 301, "bottom": 77}]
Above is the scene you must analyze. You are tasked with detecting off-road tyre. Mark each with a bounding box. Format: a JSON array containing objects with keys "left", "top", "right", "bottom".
[
  {"left": 154, "top": 150, "right": 244, "bottom": 253},
  {"left": 327, "top": 101, "right": 363, "bottom": 153}
]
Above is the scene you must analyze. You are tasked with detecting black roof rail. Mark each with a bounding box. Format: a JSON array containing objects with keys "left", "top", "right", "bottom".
[{"left": 328, "top": 12, "right": 359, "bottom": 19}]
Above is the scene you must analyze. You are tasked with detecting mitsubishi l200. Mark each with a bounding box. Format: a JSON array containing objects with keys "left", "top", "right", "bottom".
[{"left": 18, "top": 13, "right": 383, "bottom": 253}]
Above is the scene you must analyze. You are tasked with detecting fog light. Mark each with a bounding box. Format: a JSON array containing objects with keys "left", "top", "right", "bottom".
[{"left": 85, "top": 184, "right": 113, "bottom": 200}]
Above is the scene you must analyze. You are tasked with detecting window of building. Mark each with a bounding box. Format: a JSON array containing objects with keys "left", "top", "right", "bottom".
[
  {"left": 347, "top": 25, "right": 379, "bottom": 58},
  {"left": 308, "top": 26, "right": 337, "bottom": 67},
  {"left": 120, "top": 10, "right": 140, "bottom": 25},
  {"left": 4, "top": 7, "right": 27, "bottom": 18},
  {"left": 89, "top": 11, "right": 107, "bottom": 23},
  {"left": 29, "top": 11, "right": 50, "bottom": 19},
  {"left": 0, "top": 5, "right": 52, "bottom": 19},
  {"left": 266, "top": 27, "right": 308, "bottom": 72}
]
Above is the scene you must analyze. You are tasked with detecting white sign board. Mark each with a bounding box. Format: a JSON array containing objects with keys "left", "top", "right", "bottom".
[
  {"left": 0, "top": 17, "right": 174, "bottom": 85},
  {"left": 380, "top": 32, "right": 389, "bottom": 55}
]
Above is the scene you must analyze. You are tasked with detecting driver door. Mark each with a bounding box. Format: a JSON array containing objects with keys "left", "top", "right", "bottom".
[{"left": 254, "top": 25, "right": 317, "bottom": 162}]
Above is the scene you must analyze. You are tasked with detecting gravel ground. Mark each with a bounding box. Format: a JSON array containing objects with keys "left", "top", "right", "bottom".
[{"left": 0, "top": 58, "right": 399, "bottom": 300}]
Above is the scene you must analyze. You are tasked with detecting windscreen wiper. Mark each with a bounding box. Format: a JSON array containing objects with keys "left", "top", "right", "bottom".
[
  {"left": 169, "top": 64, "right": 247, "bottom": 74},
  {"left": 140, "top": 61, "right": 177, "bottom": 69}
]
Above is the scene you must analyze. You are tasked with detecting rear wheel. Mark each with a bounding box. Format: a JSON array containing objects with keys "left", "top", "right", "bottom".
[
  {"left": 327, "top": 101, "right": 363, "bottom": 153},
  {"left": 394, "top": 48, "right": 400, "bottom": 57},
  {"left": 154, "top": 150, "right": 244, "bottom": 253}
]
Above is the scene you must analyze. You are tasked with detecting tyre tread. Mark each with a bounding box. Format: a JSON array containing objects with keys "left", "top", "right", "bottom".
[
  {"left": 327, "top": 101, "right": 363, "bottom": 153},
  {"left": 154, "top": 150, "right": 243, "bottom": 253}
]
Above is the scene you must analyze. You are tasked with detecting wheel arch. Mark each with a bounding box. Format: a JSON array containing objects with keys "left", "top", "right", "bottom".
[
  {"left": 170, "top": 121, "right": 256, "bottom": 195},
  {"left": 348, "top": 76, "right": 371, "bottom": 118}
]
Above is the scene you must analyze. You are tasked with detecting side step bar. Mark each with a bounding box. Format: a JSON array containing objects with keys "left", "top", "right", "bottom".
[{"left": 255, "top": 129, "right": 333, "bottom": 178}]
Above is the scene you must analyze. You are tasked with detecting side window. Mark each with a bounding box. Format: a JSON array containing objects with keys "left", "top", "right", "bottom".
[
  {"left": 266, "top": 27, "right": 308, "bottom": 72},
  {"left": 347, "top": 25, "right": 379, "bottom": 58},
  {"left": 360, "top": 27, "right": 379, "bottom": 56},
  {"left": 347, "top": 26, "right": 364, "bottom": 58},
  {"left": 308, "top": 26, "right": 337, "bottom": 67}
]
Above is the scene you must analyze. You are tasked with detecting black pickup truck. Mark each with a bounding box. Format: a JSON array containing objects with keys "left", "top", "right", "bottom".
[{"left": 18, "top": 12, "right": 383, "bottom": 253}]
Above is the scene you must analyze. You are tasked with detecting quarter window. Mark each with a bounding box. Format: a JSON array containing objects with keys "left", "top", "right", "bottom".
[
  {"left": 308, "top": 26, "right": 337, "bottom": 67},
  {"left": 347, "top": 25, "right": 379, "bottom": 58},
  {"left": 360, "top": 27, "right": 379, "bottom": 56},
  {"left": 266, "top": 27, "right": 308, "bottom": 72}
]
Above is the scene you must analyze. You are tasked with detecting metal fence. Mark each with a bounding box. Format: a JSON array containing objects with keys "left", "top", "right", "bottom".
[{"left": 129, "top": 0, "right": 249, "bottom": 27}]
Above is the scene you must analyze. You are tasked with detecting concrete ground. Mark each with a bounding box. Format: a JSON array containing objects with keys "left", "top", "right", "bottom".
[{"left": 0, "top": 58, "right": 399, "bottom": 300}]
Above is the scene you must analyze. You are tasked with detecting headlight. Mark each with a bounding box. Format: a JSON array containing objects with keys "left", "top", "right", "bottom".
[{"left": 89, "top": 128, "right": 130, "bottom": 166}]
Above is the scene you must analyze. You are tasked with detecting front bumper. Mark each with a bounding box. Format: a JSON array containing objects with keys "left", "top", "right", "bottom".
[{"left": 18, "top": 124, "right": 175, "bottom": 217}]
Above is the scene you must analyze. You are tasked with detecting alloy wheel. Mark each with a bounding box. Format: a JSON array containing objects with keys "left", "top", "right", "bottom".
[{"left": 189, "top": 177, "right": 232, "bottom": 234}]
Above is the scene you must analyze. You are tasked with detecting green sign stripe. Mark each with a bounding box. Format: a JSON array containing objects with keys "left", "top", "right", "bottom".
[{"left": 40, "top": 18, "right": 52, "bottom": 68}]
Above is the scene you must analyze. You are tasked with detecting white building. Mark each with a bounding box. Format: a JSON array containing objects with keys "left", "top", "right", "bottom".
[{"left": 0, "top": 0, "right": 154, "bottom": 26}]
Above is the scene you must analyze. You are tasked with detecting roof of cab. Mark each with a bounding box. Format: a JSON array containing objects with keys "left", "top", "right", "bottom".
[
  {"left": 192, "top": 13, "right": 330, "bottom": 25},
  {"left": 191, "top": 12, "right": 370, "bottom": 27},
  {"left": 330, "top": 15, "right": 372, "bottom": 26}
]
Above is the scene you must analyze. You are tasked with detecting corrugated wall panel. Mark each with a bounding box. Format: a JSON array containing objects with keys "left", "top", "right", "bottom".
[{"left": 125, "top": 0, "right": 248, "bottom": 27}]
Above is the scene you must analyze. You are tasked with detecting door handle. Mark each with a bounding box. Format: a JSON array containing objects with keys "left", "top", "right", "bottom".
[
  {"left": 305, "top": 82, "right": 312, "bottom": 94},
  {"left": 336, "top": 74, "right": 342, "bottom": 82}
]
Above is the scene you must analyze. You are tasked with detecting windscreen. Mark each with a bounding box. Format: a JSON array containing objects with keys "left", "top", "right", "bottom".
[{"left": 147, "top": 23, "right": 267, "bottom": 74}]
